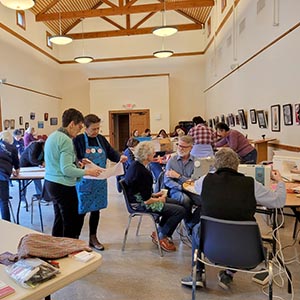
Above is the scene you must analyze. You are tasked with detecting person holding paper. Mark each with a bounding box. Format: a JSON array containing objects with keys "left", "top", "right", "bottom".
[
  {"left": 74, "top": 114, "right": 127, "bottom": 250},
  {"left": 44, "top": 108, "right": 101, "bottom": 239}
]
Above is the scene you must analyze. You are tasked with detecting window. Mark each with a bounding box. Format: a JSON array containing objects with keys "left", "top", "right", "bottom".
[
  {"left": 16, "top": 10, "right": 26, "bottom": 30},
  {"left": 46, "top": 31, "right": 53, "bottom": 49},
  {"left": 221, "top": 0, "right": 227, "bottom": 13}
]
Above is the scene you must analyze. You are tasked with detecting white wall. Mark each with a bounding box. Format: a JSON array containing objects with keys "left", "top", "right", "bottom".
[
  {"left": 203, "top": 0, "right": 300, "bottom": 147},
  {"left": 0, "top": 27, "right": 62, "bottom": 136},
  {"left": 60, "top": 56, "right": 206, "bottom": 134}
]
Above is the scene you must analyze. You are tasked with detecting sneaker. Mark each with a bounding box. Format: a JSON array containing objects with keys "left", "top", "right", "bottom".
[
  {"left": 181, "top": 273, "right": 204, "bottom": 287},
  {"left": 159, "top": 237, "right": 176, "bottom": 252},
  {"left": 218, "top": 270, "right": 233, "bottom": 290}
]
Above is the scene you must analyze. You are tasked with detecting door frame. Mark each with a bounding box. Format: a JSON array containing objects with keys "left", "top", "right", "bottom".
[{"left": 109, "top": 109, "right": 150, "bottom": 147}]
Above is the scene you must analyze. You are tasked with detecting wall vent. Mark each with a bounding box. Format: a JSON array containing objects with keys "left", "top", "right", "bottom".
[{"left": 257, "top": 0, "right": 266, "bottom": 14}]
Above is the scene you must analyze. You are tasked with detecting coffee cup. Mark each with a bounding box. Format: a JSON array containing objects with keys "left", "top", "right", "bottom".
[{"left": 161, "top": 189, "right": 168, "bottom": 196}]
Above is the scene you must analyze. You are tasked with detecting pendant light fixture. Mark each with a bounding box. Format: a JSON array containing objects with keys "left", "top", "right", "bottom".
[
  {"left": 49, "top": 2, "right": 72, "bottom": 46},
  {"left": 152, "top": 0, "right": 177, "bottom": 37},
  {"left": 153, "top": 37, "right": 174, "bottom": 58},
  {"left": 74, "top": 19, "right": 94, "bottom": 64},
  {"left": 0, "top": 0, "right": 35, "bottom": 10}
]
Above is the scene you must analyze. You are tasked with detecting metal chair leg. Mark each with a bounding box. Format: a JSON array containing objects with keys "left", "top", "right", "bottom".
[
  {"left": 8, "top": 198, "right": 16, "bottom": 223},
  {"left": 38, "top": 199, "right": 44, "bottom": 232},
  {"left": 136, "top": 216, "right": 143, "bottom": 236},
  {"left": 192, "top": 249, "right": 198, "bottom": 300},
  {"left": 122, "top": 215, "right": 133, "bottom": 251}
]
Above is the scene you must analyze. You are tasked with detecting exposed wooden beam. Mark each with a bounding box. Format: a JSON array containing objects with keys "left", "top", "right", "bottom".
[
  {"left": 125, "top": 0, "right": 139, "bottom": 8},
  {"left": 132, "top": 12, "right": 156, "bottom": 30},
  {"left": 101, "top": 16, "right": 125, "bottom": 30},
  {"left": 68, "top": 23, "right": 202, "bottom": 39},
  {"left": 36, "top": 1, "right": 215, "bottom": 21}
]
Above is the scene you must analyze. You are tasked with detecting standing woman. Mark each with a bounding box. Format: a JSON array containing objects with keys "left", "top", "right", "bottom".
[
  {"left": 74, "top": 114, "right": 127, "bottom": 250},
  {"left": 24, "top": 127, "right": 37, "bottom": 147},
  {"left": 0, "top": 131, "right": 20, "bottom": 221},
  {"left": 44, "top": 108, "right": 101, "bottom": 238}
]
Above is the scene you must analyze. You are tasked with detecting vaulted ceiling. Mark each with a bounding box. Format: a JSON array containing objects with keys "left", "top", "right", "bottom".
[{"left": 31, "top": 0, "right": 214, "bottom": 40}]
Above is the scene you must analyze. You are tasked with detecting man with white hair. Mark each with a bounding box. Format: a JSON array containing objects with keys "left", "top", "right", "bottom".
[
  {"left": 0, "top": 131, "right": 20, "bottom": 221},
  {"left": 181, "top": 148, "right": 286, "bottom": 290}
]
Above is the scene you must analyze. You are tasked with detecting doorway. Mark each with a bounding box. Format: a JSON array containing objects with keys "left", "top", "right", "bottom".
[{"left": 109, "top": 109, "right": 150, "bottom": 151}]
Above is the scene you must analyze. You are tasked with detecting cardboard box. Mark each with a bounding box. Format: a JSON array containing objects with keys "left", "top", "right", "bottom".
[{"left": 159, "top": 138, "right": 172, "bottom": 152}]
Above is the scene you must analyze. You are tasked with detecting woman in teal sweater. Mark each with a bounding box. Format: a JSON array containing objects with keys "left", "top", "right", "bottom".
[{"left": 44, "top": 108, "right": 101, "bottom": 238}]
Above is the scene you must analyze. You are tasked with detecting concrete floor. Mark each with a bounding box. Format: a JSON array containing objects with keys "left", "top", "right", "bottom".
[{"left": 9, "top": 178, "right": 300, "bottom": 300}]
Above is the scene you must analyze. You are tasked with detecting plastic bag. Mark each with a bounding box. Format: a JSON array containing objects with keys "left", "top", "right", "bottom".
[{"left": 6, "top": 258, "right": 60, "bottom": 288}]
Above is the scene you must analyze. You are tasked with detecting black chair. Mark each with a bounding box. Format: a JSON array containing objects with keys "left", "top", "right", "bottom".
[
  {"left": 192, "top": 216, "right": 273, "bottom": 300},
  {"left": 119, "top": 179, "right": 163, "bottom": 257}
]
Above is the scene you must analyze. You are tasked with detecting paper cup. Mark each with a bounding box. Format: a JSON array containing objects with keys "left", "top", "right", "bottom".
[{"left": 161, "top": 189, "right": 168, "bottom": 196}]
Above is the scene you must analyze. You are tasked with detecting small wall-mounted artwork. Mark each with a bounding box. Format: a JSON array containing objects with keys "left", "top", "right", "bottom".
[
  {"left": 3, "top": 119, "right": 10, "bottom": 130},
  {"left": 295, "top": 103, "right": 300, "bottom": 125},
  {"left": 19, "top": 128, "right": 24, "bottom": 136},
  {"left": 208, "top": 119, "right": 213, "bottom": 128},
  {"left": 257, "top": 110, "right": 268, "bottom": 129},
  {"left": 19, "top": 116, "right": 23, "bottom": 125},
  {"left": 270, "top": 105, "right": 280, "bottom": 132},
  {"left": 44, "top": 113, "right": 49, "bottom": 121},
  {"left": 38, "top": 121, "right": 44, "bottom": 129},
  {"left": 30, "top": 112, "right": 35, "bottom": 120},
  {"left": 229, "top": 113, "right": 235, "bottom": 127},
  {"left": 214, "top": 116, "right": 220, "bottom": 124},
  {"left": 250, "top": 109, "right": 257, "bottom": 124},
  {"left": 235, "top": 115, "right": 240, "bottom": 125},
  {"left": 238, "top": 109, "right": 247, "bottom": 129},
  {"left": 25, "top": 122, "right": 29, "bottom": 130},
  {"left": 283, "top": 104, "right": 293, "bottom": 126},
  {"left": 50, "top": 117, "right": 58, "bottom": 126},
  {"left": 220, "top": 114, "right": 225, "bottom": 123},
  {"left": 10, "top": 119, "right": 15, "bottom": 130}
]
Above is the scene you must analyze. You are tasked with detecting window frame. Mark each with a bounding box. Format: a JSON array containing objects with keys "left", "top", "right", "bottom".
[{"left": 16, "top": 10, "right": 26, "bottom": 30}]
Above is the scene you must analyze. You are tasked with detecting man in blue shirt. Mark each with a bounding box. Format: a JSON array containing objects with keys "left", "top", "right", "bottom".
[{"left": 164, "top": 135, "right": 198, "bottom": 228}]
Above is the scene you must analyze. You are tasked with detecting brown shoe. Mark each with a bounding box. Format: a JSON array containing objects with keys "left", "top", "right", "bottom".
[
  {"left": 89, "top": 235, "right": 104, "bottom": 251},
  {"left": 151, "top": 231, "right": 158, "bottom": 245},
  {"left": 159, "top": 237, "right": 176, "bottom": 252}
]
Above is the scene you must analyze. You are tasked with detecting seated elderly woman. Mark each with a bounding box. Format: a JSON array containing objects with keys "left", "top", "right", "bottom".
[{"left": 124, "top": 141, "right": 186, "bottom": 252}]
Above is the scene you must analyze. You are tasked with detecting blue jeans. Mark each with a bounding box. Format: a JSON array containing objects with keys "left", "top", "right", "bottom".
[
  {"left": 241, "top": 149, "right": 257, "bottom": 164},
  {"left": 0, "top": 180, "right": 10, "bottom": 221}
]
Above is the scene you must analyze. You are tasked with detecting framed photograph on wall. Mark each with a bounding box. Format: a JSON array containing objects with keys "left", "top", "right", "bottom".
[
  {"left": 19, "top": 128, "right": 24, "bottom": 136},
  {"left": 238, "top": 109, "right": 247, "bottom": 129},
  {"left": 271, "top": 105, "right": 280, "bottom": 132},
  {"left": 250, "top": 109, "right": 257, "bottom": 124},
  {"left": 257, "top": 110, "right": 268, "bottom": 129},
  {"left": 295, "top": 103, "right": 300, "bottom": 125},
  {"left": 50, "top": 117, "right": 58, "bottom": 126},
  {"left": 283, "top": 104, "right": 293, "bottom": 126},
  {"left": 10, "top": 119, "right": 15, "bottom": 130}
]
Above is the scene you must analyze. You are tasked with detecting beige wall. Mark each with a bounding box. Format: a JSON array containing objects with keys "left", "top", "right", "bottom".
[{"left": 203, "top": 0, "right": 300, "bottom": 147}]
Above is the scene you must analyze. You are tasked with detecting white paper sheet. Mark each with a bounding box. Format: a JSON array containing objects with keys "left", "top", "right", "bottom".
[{"left": 83, "top": 161, "right": 124, "bottom": 180}]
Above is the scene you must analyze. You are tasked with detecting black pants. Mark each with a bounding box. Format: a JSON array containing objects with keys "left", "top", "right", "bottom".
[
  {"left": 78, "top": 210, "right": 100, "bottom": 237},
  {"left": 0, "top": 180, "right": 10, "bottom": 221},
  {"left": 44, "top": 180, "right": 80, "bottom": 238}
]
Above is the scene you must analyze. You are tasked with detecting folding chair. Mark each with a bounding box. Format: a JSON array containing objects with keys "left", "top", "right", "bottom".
[
  {"left": 192, "top": 216, "right": 273, "bottom": 300},
  {"left": 119, "top": 179, "right": 163, "bottom": 257}
]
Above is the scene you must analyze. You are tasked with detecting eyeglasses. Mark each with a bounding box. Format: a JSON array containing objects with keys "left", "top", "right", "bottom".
[{"left": 176, "top": 143, "right": 191, "bottom": 149}]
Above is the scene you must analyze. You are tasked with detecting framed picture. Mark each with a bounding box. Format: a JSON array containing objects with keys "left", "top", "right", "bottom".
[
  {"left": 208, "top": 119, "right": 213, "bottom": 128},
  {"left": 50, "top": 117, "right": 58, "bottom": 126},
  {"left": 19, "top": 116, "right": 23, "bottom": 125},
  {"left": 270, "top": 105, "right": 280, "bottom": 132},
  {"left": 44, "top": 113, "right": 49, "bottom": 121},
  {"left": 30, "top": 112, "right": 35, "bottom": 120},
  {"left": 235, "top": 115, "right": 240, "bottom": 125},
  {"left": 250, "top": 109, "right": 257, "bottom": 124},
  {"left": 295, "top": 103, "right": 300, "bottom": 125},
  {"left": 229, "top": 113, "right": 235, "bottom": 127},
  {"left": 257, "top": 110, "right": 268, "bottom": 129},
  {"left": 3, "top": 119, "right": 10, "bottom": 130},
  {"left": 10, "top": 119, "right": 15, "bottom": 130},
  {"left": 25, "top": 122, "right": 29, "bottom": 130},
  {"left": 238, "top": 109, "right": 247, "bottom": 129},
  {"left": 38, "top": 121, "right": 44, "bottom": 129},
  {"left": 214, "top": 116, "right": 219, "bottom": 124},
  {"left": 282, "top": 104, "right": 293, "bottom": 126},
  {"left": 19, "top": 128, "right": 25, "bottom": 136},
  {"left": 220, "top": 114, "right": 225, "bottom": 123}
]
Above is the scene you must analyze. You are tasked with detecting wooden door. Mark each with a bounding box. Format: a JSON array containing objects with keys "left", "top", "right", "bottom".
[
  {"left": 129, "top": 110, "right": 150, "bottom": 137},
  {"left": 109, "top": 109, "right": 150, "bottom": 150}
]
